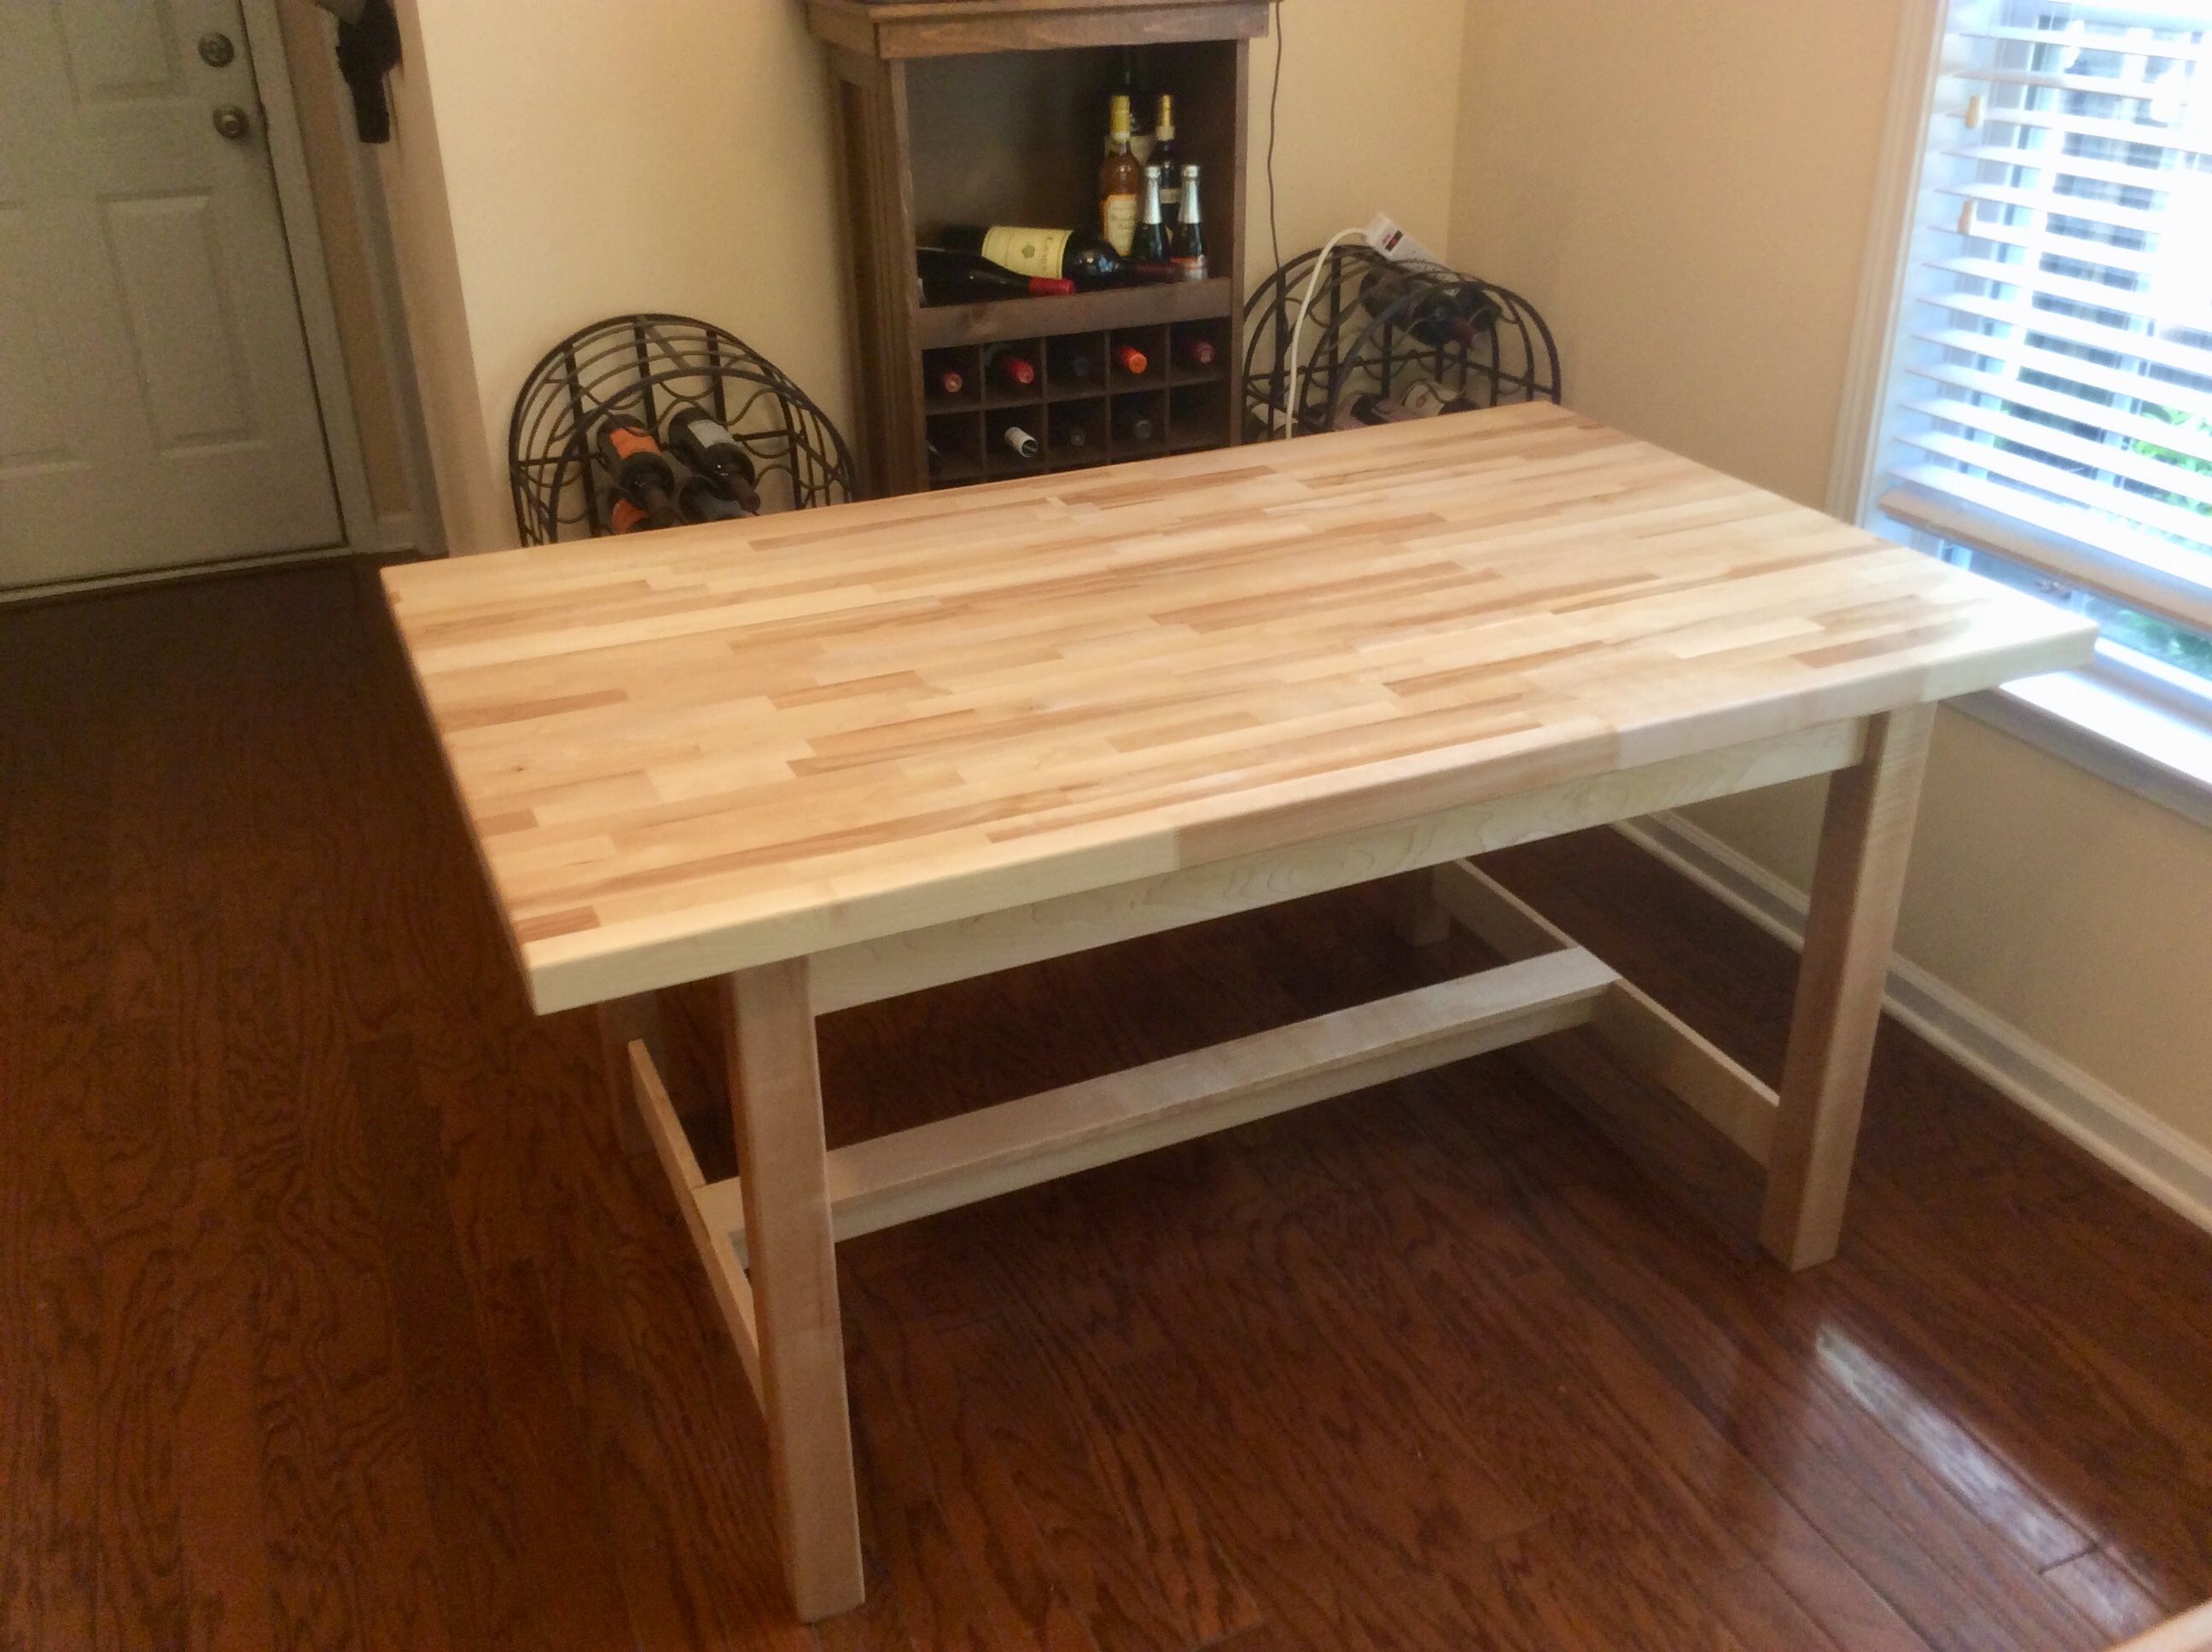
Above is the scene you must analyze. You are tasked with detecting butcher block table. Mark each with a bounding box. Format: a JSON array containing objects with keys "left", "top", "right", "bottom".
[{"left": 383, "top": 403, "right": 2095, "bottom": 1620}]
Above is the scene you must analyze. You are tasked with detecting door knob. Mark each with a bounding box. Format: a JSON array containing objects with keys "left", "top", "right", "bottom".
[{"left": 212, "top": 105, "right": 252, "bottom": 141}]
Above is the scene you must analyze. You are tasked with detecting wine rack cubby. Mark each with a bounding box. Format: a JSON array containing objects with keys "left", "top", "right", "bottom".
[
  {"left": 922, "top": 316, "right": 1233, "bottom": 487},
  {"left": 809, "top": 0, "right": 1268, "bottom": 497}
]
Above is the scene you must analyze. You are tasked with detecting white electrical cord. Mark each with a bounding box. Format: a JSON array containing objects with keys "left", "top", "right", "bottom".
[{"left": 1282, "top": 226, "right": 1368, "bottom": 439}]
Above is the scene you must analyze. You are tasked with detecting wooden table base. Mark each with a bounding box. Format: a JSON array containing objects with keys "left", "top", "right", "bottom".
[{"left": 598, "top": 708, "right": 1933, "bottom": 1621}]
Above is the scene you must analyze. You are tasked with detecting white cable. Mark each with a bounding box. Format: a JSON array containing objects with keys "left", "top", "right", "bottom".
[{"left": 1282, "top": 226, "right": 1368, "bottom": 439}]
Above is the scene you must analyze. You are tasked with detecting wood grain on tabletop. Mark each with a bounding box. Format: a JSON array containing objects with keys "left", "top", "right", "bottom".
[{"left": 381, "top": 403, "right": 2094, "bottom": 1009}]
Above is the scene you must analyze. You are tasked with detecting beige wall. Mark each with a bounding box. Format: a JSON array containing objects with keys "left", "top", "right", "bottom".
[
  {"left": 380, "top": 0, "right": 1470, "bottom": 550},
  {"left": 1452, "top": 0, "right": 2212, "bottom": 1155}
]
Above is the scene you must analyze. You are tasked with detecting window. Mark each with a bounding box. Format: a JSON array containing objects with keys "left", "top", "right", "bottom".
[{"left": 1858, "top": 0, "right": 2212, "bottom": 792}]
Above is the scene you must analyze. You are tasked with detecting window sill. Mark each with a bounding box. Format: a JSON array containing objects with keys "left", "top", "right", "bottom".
[{"left": 1959, "top": 669, "right": 2212, "bottom": 834}]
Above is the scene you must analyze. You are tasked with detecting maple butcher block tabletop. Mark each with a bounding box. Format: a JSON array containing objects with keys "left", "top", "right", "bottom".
[{"left": 382, "top": 403, "right": 2093, "bottom": 1017}]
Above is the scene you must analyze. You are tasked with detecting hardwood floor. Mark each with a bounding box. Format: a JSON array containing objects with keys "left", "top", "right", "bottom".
[{"left": 2, "top": 561, "right": 2206, "bottom": 1651}]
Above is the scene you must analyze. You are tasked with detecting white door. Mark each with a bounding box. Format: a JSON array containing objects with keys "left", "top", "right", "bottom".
[{"left": 0, "top": 0, "right": 343, "bottom": 590}]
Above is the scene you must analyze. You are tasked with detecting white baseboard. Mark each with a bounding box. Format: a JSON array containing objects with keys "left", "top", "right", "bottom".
[
  {"left": 1615, "top": 811, "right": 2212, "bottom": 1239},
  {"left": 375, "top": 511, "right": 417, "bottom": 555}
]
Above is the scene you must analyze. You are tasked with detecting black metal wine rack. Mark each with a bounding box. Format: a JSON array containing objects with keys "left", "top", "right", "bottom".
[
  {"left": 507, "top": 312, "right": 858, "bottom": 545},
  {"left": 1240, "top": 246, "right": 1561, "bottom": 439}
]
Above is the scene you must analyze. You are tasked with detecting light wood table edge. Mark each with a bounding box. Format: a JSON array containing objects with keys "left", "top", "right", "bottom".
[
  {"left": 2110, "top": 1603, "right": 2212, "bottom": 1652},
  {"left": 521, "top": 718, "right": 1883, "bottom": 1015},
  {"left": 807, "top": 720, "right": 1866, "bottom": 1017}
]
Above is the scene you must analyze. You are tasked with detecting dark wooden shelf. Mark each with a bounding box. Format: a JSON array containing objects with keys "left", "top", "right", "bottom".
[
  {"left": 813, "top": 4, "right": 1259, "bottom": 494},
  {"left": 915, "top": 279, "right": 1234, "bottom": 352},
  {"left": 810, "top": 1, "right": 1270, "bottom": 61}
]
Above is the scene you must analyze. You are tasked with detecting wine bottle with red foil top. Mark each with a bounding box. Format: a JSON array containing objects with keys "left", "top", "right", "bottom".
[
  {"left": 917, "top": 247, "right": 1074, "bottom": 305},
  {"left": 982, "top": 342, "right": 1038, "bottom": 392},
  {"left": 592, "top": 414, "right": 679, "bottom": 527},
  {"left": 1112, "top": 341, "right": 1150, "bottom": 377},
  {"left": 937, "top": 224, "right": 1121, "bottom": 288},
  {"left": 1175, "top": 332, "right": 1218, "bottom": 369},
  {"left": 605, "top": 494, "right": 656, "bottom": 534}
]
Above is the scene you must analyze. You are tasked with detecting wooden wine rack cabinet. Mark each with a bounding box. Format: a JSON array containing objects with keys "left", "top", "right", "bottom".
[{"left": 806, "top": 0, "right": 1270, "bottom": 496}]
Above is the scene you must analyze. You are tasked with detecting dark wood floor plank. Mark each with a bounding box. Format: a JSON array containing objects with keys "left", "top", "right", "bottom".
[
  {"left": 170, "top": 1157, "right": 281, "bottom": 1652},
  {"left": 1489, "top": 829, "right": 2212, "bottom": 1618},
  {"left": 5, "top": 563, "right": 2211, "bottom": 1652},
  {"left": 934, "top": 1293, "right": 1263, "bottom": 1651},
  {"left": 91, "top": 1021, "right": 188, "bottom": 1652}
]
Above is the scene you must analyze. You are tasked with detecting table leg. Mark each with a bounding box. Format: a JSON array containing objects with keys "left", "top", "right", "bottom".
[
  {"left": 1759, "top": 706, "right": 1935, "bottom": 1269},
  {"left": 1390, "top": 866, "right": 1453, "bottom": 946},
  {"left": 596, "top": 992, "right": 666, "bottom": 1155},
  {"left": 724, "top": 957, "right": 864, "bottom": 1620}
]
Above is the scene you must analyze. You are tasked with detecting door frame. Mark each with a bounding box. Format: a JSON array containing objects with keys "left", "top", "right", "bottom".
[{"left": 3, "top": 0, "right": 380, "bottom": 604}]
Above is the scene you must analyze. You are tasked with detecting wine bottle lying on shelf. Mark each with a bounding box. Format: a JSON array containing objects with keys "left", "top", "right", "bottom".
[
  {"left": 1176, "top": 334, "right": 1218, "bottom": 368},
  {"left": 936, "top": 224, "right": 1122, "bottom": 288},
  {"left": 917, "top": 247, "right": 1074, "bottom": 306},
  {"left": 1115, "top": 407, "right": 1156, "bottom": 445},
  {"left": 1113, "top": 343, "right": 1150, "bottom": 376},
  {"left": 983, "top": 342, "right": 1037, "bottom": 391},
  {"left": 1049, "top": 339, "right": 1097, "bottom": 384},
  {"left": 1001, "top": 423, "right": 1041, "bottom": 460}
]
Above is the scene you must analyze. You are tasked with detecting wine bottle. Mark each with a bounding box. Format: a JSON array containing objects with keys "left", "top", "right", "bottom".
[
  {"left": 1175, "top": 333, "right": 1218, "bottom": 369},
  {"left": 929, "top": 363, "right": 966, "bottom": 397},
  {"left": 917, "top": 247, "right": 1074, "bottom": 305},
  {"left": 678, "top": 473, "right": 753, "bottom": 523},
  {"left": 1099, "top": 94, "right": 1139, "bottom": 257},
  {"left": 592, "top": 414, "right": 679, "bottom": 526},
  {"left": 1048, "top": 338, "right": 1097, "bottom": 384},
  {"left": 1358, "top": 266, "right": 1499, "bottom": 349},
  {"left": 1057, "top": 421, "right": 1091, "bottom": 454},
  {"left": 1113, "top": 342, "right": 1150, "bottom": 377},
  {"left": 606, "top": 494, "right": 656, "bottom": 535},
  {"left": 663, "top": 406, "right": 762, "bottom": 513},
  {"left": 937, "top": 224, "right": 1121, "bottom": 288},
  {"left": 983, "top": 343, "right": 1037, "bottom": 391},
  {"left": 1170, "top": 165, "right": 1208, "bottom": 280},
  {"left": 1151, "top": 95, "right": 1182, "bottom": 214},
  {"left": 1131, "top": 164, "right": 1169, "bottom": 265},
  {"left": 1115, "top": 406, "right": 1156, "bottom": 445},
  {"left": 1001, "top": 423, "right": 1040, "bottom": 460}
]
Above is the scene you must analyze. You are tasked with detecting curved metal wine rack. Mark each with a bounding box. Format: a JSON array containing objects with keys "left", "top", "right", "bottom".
[
  {"left": 1240, "top": 246, "right": 1561, "bottom": 439},
  {"left": 507, "top": 312, "right": 858, "bottom": 545}
]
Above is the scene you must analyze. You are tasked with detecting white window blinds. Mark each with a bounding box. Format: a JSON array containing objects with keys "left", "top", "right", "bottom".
[{"left": 1874, "top": 0, "right": 2212, "bottom": 634}]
